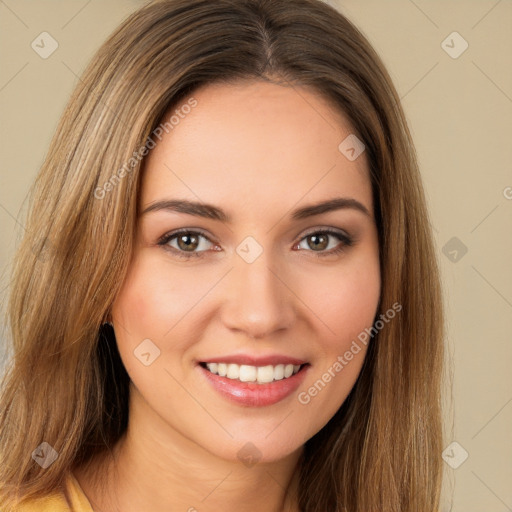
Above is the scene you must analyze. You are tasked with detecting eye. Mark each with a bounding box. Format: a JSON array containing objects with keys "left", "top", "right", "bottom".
[
  {"left": 294, "top": 228, "right": 353, "bottom": 257},
  {"left": 157, "top": 227, "right": 354, "bottom": 260},
  {"left": 157, "top": 229, "right": 217, "bottom": 258}
]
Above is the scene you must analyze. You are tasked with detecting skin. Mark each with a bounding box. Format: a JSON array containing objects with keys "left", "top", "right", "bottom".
[{"left": 74, "top": 80, "right": 381, "bottom": 512}]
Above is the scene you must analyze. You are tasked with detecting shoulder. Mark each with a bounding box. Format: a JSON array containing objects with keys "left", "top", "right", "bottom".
[
  {"left": 12, "top": 472, "right": 93, "bottom": 512},
  {"left": 14, "top": 492, "right": 71, "bottom": 512}
]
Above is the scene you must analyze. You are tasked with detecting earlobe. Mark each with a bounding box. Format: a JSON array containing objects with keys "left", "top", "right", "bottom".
[{"left": 101, "top": 314, "right": 114, "bottom": 328}]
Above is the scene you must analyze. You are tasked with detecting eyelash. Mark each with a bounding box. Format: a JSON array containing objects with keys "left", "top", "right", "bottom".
[{"left": 157, "top": 227, "right": 354, "bottom": 260}]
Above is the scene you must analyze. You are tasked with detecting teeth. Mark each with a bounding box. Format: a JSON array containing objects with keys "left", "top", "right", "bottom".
[
  {"left": 217, "top": 363, "right": 227, "bottom": 377},
  {"left": 226, "top": 363, "right": 239, "bottom": 379},
  {"left": 256, "top": 365, "right": 274, "bottom": 383},
  {"left": 205, "top": 362, "right": 302, "bottom": 383},
  {"left": 239, "top": 365, "right": 257, "bottom": 382},
  {"left": 274, "top": 364, "right": 284, "bottom": 380}
]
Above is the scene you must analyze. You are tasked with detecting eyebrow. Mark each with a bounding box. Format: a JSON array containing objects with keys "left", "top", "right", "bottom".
[{"left": 140, "top": 197, "right": 371, "bottom": 222}]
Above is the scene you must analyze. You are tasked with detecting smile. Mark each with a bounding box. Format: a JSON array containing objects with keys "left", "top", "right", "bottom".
[
  {"left": 201, "top": 362, "right": 302, "bottom": 384},
  {"left": 197, "top": 358, "right": 310, "bottom": 407}
]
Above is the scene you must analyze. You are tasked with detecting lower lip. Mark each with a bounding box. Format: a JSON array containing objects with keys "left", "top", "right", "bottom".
[{"left": 198, "top": 364, "right": 309, "bottom": 407}]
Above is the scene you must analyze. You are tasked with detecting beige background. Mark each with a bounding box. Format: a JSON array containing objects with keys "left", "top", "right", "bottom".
[{"left": 0, "top": 1, "right": 511, "bottom": 510}]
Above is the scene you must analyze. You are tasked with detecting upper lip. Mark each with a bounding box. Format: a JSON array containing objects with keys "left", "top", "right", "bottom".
[{"left": 199, "top": 354, "right": 308, "bottom": 366}]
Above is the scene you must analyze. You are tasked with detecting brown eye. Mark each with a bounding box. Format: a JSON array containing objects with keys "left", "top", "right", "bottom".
[
  {"left": 176, "top": 233, "right": 200, "bottom": 252},
  {"left": 306, "top": 233, "right": 329, "bottom": 251},
  {"left": 157, "top": 229, "right": 215, "bottom": 258},
  {"left": 295, "top": 229, "right": 353, "bottom": 257}
]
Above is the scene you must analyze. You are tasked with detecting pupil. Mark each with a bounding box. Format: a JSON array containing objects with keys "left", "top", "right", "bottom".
[
  {"left": 310, "top": 234, "right": 327, "bottom": 250},
  {"left": 179, "top": 234, "right": 197, "bottom": 251}
]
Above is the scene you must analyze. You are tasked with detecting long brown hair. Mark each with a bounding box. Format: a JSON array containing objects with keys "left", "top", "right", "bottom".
[{"left": 0, "top": 0, "right": 445, "bottom": 510}]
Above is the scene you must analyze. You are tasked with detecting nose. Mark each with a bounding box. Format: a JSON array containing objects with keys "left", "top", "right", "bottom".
[{"left": 220, "top": 250, "right": 295, "bottom": 340}]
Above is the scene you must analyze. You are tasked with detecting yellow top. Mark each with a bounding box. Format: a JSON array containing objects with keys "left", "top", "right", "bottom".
[{"left": 14, "top": 472, "right": 94, "bottom": 512}]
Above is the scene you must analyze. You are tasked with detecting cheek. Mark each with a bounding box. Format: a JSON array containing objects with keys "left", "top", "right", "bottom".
[
  {"left": 297, "top": 251, "right": 381, "bottom": 349},
  {"left": 110, "top": 251, "right": 221, "bottom": 384},
  {"left": 112, "top": 252, "right": 205, "bottom": 338},
  {"left": 293, "top": 250, "right": 380, "bottom": 419}
]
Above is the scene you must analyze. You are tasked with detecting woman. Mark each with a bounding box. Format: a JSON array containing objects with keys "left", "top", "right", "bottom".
[{"left": 0, "top": 0, "right": 445, "bottom": 510}]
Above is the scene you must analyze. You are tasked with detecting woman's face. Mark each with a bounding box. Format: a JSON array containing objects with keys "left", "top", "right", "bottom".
[{"left": 111, "top": 80, "right": 380, "bottom": 463}]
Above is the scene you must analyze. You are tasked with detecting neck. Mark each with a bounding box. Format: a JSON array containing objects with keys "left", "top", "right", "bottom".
[{"left": 75, "top": 385, "right": 303, "bottom": 512}]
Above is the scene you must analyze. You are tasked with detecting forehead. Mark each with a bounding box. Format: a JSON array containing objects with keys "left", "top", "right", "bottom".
[{"left": 140, "top": 80, "right": 372, "bottom": 219}]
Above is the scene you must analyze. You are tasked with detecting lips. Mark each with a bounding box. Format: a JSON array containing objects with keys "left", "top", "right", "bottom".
[
  {"left": 201, "top": 354, "right": 308, "bottom": 366},
  {"left": 197, "top": 354, "right": 310, "bottom": 407}
]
